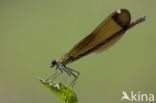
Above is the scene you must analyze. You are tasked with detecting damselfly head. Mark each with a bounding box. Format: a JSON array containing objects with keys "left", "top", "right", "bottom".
[{"left": 50, "top": 60, "right": 57, "bottom": 68}]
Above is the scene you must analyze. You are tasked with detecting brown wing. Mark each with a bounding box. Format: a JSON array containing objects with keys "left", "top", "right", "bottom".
[{"left": 68, "top": 9, "right": 131, "bottom": 60}]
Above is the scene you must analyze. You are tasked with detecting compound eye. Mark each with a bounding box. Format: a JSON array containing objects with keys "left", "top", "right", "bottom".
[
  {"left": 52, "top": 60, "right": 57, "bottom": 65},
  {"left": 50, "top": 60, "right": 57, "bottom": 68}
]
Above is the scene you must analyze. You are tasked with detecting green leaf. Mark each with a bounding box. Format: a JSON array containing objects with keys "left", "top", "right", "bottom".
[{"left": 39, "top": 79, "right": 78, "bottom": 103}]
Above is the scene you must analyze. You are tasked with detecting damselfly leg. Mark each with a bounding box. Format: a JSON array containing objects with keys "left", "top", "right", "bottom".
[
  {"left": 62, "top": 66, "right": 80, "bottom": 87},
  {"left": 44, "top": 63, "right": 79, "bottom": 87},
  {"left": 45, "top": 66, "right": 63, "bottom": 83}
]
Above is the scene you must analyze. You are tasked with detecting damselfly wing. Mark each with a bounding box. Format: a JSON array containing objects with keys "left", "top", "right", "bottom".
[{"left": 67, "top": 9, "right": 130, "bottom": 61}]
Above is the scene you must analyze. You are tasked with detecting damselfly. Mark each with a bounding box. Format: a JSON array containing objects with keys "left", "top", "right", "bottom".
[{"left": 45, "top": 9, "right": 145, "bottom": 87}]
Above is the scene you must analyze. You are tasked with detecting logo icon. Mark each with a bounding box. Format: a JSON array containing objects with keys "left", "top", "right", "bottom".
[{"left": 121, "top": 91, "right": 130, "bottom": 101}]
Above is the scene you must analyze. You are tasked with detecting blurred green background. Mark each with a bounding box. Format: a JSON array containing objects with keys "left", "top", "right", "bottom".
[{"left": 0, "top": 0, "right": 156, "bottom": 103}]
